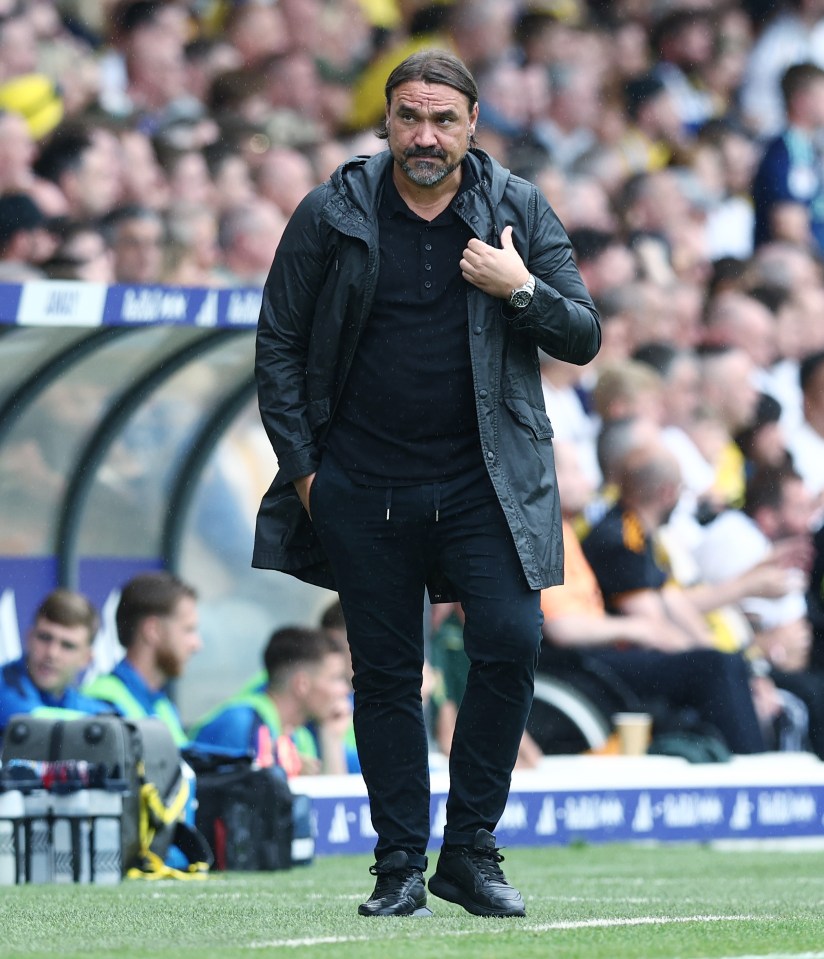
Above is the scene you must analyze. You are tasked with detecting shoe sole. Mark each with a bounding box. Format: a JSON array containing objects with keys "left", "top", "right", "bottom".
[
  {"left": 358, "top": 905, "right": 433, "bottom": 917},
  {"left": 428, "top": 874, "right": 526, "bottom": 918}
]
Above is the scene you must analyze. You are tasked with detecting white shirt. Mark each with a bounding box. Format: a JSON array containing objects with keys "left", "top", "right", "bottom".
[
  {"left": 739, "top": 13, "right": 824, "bottom": 137},
  {"left": 541, "top": 378, "right": 601, "bottom": 487},
  {"left": 695, "top": 509, "right": 807, "bottom": 629}
]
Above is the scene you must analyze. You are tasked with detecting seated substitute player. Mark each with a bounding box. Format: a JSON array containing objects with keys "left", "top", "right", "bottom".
[
  {"left": 0, "top": 588, "right": 114, "bottom": 742},
  {"left": 83, "top": 571, "right": 202, "bottom": 746},
  {"left": 190, "top": 626, "right": 352, "bottom": 776}
]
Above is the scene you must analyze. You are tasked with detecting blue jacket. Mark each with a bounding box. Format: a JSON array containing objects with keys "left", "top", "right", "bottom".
[{"left": 0, "top": 657, "right": 114, "bottom": 736}]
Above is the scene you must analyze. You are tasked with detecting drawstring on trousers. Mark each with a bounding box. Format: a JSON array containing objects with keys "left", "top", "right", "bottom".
[{"left": 382, "top": 485, "right": 441, "bottom": 522}]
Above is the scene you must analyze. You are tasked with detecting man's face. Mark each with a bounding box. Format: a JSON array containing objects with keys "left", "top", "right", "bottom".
[
  {"left": 155, "top": 596, "right": 202, "bottom": 680},
  {"left": 113, "top": 217, "right": 164, "bottom": 284},
  {"left": 774, "top": 478, "right": 815, "bottom": 539},
  {"left": 25, "top": 616, "right": 92, "bottom": 696},
  {"left": 385, "top": 80, "right": 478, "bottom": 189},
  {"left": 301, "top": 653, "right": 351, "bottom": 723}
]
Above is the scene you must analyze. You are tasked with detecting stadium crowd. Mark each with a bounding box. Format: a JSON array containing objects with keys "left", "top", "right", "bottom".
[{"left": 1, "top": 0, "right": 824, "bottom": 759}]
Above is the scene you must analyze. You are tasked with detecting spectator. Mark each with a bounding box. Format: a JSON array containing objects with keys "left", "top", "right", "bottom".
[
  {"left": 0, "top": 191, "right": 52, "bottom": 280},
  {"left": 696, "top": 464, "right": 824, "bottom": 755},
  {"left": 693, "top": 121, "right": 757, "bottom": 261},
  {"left": 619, "top": 71, "right": 688, "bottom": 174},
  {"left": 101, "top": 203, "right": 165, "bottom": 284},
  {"left": 592, "top": 359, "right": 665, "bottom": 427},
  {"left": 215, "top": 201, "right": 285, "bottom": 287},
  {"left": 117, "top": 128, "right": 170, "bottom": 211},
  {"left": 702, "top": 289, "right": 778, "bottom": 390},
  {"left": 697, "top": 464, "right": 815, "bottom": 649},
  {"left": 650, "top": 7, "right": 718, "bottom": 136},
  {"left": 190, "top": 625, "right": 352, "bottom": 777},
  {"left": 154, "top": 143, "right": 215, "bottom": 210},
  {"left": 632, "top": 342, "right": 719, "bottom": 522},
  {"left": 733, "top": 391, "right": 792, "bottom": 475},
  {"left": 752, "top": 62, "right": 824, "bottom": 256},
  {"left": 0, "top": 110, "right": 65, "bottom": 215},
  {"left": 163, "top": 202, "right": 220, "bottom": 287},
  {"left": 98, "top": 0, "right": 191, "bottom": 119},
  {"left": 549, "top": 439, "right": 768, "bottom": 754},
  {"left": 44, "top": 219, "right": 115, "bottom": 283},
  {"left": 203, "top": 142, "right": 256, "bottom": 216},
  {"left": 786, "top": 349, "right": 824, "bottom": 501},
  {"left": 223, "top": 1, "right": 291, "bottom": 69},
  {"left": 534, "top": 62, "right": 603, "bottom": 171},
  {"left": 83, "top": 571, "right": 202, "bottom": 746},
  {"left": 692, "top": 344, "right": 760, "bottom": 509},
  {"left": 33, "top": 124, "right": 123, "bottom": 220},
  {"left": 739, "top": 0, "right": 824, "bottom": 137},
  {"left": 569, "top": 227, "right": 638, "bottom": 299},
  {"left": 540, "top": 351, "right": 601, "bottom": 488},
  {"left": 0, "top": 588, "right": 113, "bottom": 741},
  {"left": 254, "top": 146, "right": 318, "bottom": 219},
  {"left": 0, "top": 7, "right": 39, "bottom": 87}
]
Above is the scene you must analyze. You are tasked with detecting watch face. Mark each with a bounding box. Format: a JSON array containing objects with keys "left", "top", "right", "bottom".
[{"left": 510, "top": 290, "right": 532, "bottom": 309}]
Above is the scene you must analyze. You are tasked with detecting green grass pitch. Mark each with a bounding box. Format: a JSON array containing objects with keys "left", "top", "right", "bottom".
[{"left": 2, "top": 843, "right": 824, "bottom": 959}]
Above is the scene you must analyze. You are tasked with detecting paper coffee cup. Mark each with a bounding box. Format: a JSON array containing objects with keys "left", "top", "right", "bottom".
[{"left": 612, "top": 712, "right": 652, "bottom": 755}]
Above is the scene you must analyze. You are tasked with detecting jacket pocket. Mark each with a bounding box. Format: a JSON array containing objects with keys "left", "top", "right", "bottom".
[{"left": 502, "top": 396, "right": 554, "bottom": 441}]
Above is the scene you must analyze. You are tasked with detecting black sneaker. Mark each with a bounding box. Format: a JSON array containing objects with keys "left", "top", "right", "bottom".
[
  {"left": 358, "top": 850, "right": 433, "bottom": 917},
  {"left": 428, "top": 829, "right": 525, "bottom": 917}
]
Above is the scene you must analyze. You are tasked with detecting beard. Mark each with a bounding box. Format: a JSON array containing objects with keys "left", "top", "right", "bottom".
[
  {"left": 399, "top": 151, "right": 463, "bottom": 186},
  {"left": 156, "top": 643, "right": 184, "bottom": 680},
  {"left": 391, "top": 129, "right": 471, "bottom": 187}
]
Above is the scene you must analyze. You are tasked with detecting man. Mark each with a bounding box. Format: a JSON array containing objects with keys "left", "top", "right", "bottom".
[
  {"left": 697, "top": 465, "right": 814, "bottom": 644},
  {"left": 100, "top": 204, "right": 165, "bottom": 285},
  {"left": 692, "top": 344, "right": 761, "bottom": 510},
  {"left": 786, "top": 350, "right": 824, "bottom": 500},
  {"left": 191, "top": 626, "right": 352, "bottom": 776},
  {"left": 253, "top": 50, "right": 600, "bottom": 918},
  {"left": 83, "top": 571, "right": 201, "bottom": 746},
  {"left": 541, "top": 441, "right": 768, "bottom": 754},
  {"left": 33, "top": 124, "right": 122, "bottom": 221},
  {"left": 0, "top": 589, "right": 112, "bottom": 739},
  {"left": 752, "top": 63, "right": 824, "bottom": 256},
  {"left": 0, "top": 192, "right": 52, "bottom": 281},
  {"left": 696, "top": 465, "right": 824, "bottom": 756}
]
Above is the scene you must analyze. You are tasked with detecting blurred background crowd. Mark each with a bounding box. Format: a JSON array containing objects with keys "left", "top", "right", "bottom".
[{"left": 2, "top": 0, "right": 824, "bottom": 757}]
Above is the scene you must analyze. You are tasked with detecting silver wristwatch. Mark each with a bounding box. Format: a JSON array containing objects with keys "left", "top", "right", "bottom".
[{"left": 508, "top": 274, "right": 535, "bottom": 310}]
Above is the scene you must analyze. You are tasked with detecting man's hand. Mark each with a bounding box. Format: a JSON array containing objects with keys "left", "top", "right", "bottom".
[
  {"left": 460, "top": 224, "right": 530, "bottom": 299},
  {"left": 294, "top": 472, "right": 316, "bottom": 518}
]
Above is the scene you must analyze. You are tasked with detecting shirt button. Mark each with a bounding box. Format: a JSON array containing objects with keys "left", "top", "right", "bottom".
[
  {"left": 425, "top": 243, "right": 432, "bottom": 251},
  {"left": 424, "top": 263, "right": 432, "bottom": 271},
  {"left": 479, "top": 389, "right": 488, "bottom": 399},
  {"left": 474, "top": 326, "right": 482, "bottom": 334},
  {"left": 486, "top": 450, "right": 494, "bottom": 461},
  {"left": 424, "top": 281, "right": 432, "bottom": 289}
]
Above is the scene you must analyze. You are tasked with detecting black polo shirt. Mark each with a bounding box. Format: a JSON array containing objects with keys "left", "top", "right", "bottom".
[{"left": 325, "top": 159, "right": 482, "bottom": 484}]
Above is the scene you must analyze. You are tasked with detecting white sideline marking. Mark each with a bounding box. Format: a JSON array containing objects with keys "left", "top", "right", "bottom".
[
  {"left": 248, "top": 913, "right": 755, "bottom": 948},
  {"left": 697, "top": 954, "right": 824, "bottom": 959}
]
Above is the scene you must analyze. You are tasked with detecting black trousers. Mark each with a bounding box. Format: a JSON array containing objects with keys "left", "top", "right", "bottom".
[
  {"left": 311, "top": 453, "right": 542, "bottom": 868},
  {"left": 585, "top": 647, "right": 766, "bottom": 753}
]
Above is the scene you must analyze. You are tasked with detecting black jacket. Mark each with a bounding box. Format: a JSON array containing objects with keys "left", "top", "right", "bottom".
[{"left": 253, "top": 148, "right": 600, "bottom": 598}]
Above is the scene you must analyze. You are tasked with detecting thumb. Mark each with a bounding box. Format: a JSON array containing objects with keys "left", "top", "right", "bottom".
[{"left": 501, "top": 225, "right": 514, "bottom": 248}]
